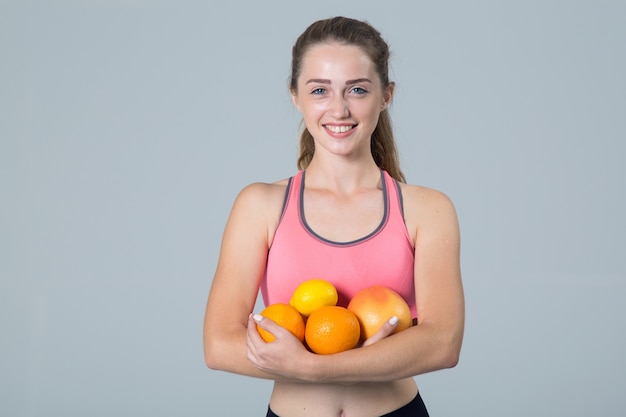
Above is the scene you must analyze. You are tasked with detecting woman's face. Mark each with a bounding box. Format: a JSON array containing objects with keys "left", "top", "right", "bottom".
[{"left": 292, "top": 42, "right": 393, "bottom": 162}]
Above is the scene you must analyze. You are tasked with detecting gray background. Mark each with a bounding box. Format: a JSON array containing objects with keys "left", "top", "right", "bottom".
[{"left": 2, "top": 0, "right": 625, "bottom": 415}]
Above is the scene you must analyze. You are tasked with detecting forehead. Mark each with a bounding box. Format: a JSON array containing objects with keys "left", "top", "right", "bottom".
[{"left": 298, "top": 42, "right": 377, "bottom": 81}]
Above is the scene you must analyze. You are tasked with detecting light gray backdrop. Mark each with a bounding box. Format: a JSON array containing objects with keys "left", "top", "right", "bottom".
[{"left": 2, "top": 0, "right": 625, "bottom": 416}]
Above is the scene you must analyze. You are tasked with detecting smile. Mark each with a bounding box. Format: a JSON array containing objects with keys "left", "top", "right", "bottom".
[{"left": 325, "top": 125, "right": 355, "bottom": 133}]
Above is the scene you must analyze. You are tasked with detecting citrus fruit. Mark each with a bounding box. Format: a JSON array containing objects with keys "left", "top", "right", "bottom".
[
  {"left": 304, "top": 306, "right": 360, "bottom": 355},
  {"left": 347, "top": 285, "right": 412, "bottom": 341},
  {"left": 289, "top": 278, "right": 338, "bottom": 317},
  {"left": 256, "top": 303, "right": 305, "bottom": 343}
]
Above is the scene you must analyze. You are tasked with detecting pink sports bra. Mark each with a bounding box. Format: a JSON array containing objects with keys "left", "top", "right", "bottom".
[{"left": 261, "top": 170, "right": 416, "bottom": 318}]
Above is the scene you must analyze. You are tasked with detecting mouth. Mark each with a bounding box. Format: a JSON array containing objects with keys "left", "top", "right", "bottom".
[{"left": 324, "top": 124, "right": 356, "bottom": 134}]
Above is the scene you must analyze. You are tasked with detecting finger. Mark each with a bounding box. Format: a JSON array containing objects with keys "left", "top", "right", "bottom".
[
  {"left": 247, "top": 314, "right": 267, "bottom": 365},
  {"left": 252, "top": 314, "right": 290, "bottom": 341},
  {"left": 247, "top": 314, "right": 265, "bottom": 343},
  {"left": 362, "top": 316, "right": 399, "bottom": 347}
]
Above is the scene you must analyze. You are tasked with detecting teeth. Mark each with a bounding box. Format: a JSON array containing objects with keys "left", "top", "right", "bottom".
[{"left": 326, "top": 125, "right": 353, "bottom": 133}]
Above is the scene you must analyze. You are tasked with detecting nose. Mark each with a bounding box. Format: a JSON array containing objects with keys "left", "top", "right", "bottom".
[{"left": 330, "top": 94, "right": 349, "bottom": 118}]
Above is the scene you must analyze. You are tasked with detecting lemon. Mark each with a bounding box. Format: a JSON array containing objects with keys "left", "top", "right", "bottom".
[{"left": 289, "top": 279, "right": 338, "bottom": 316}]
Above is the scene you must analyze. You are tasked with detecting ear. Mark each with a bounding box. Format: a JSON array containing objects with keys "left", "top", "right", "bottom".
[
  {"left": 381, "top": 82, "right": 395, "bottom": 111},
  {"left": 291, "top": 90, "right": 302, "bottom": 112}
]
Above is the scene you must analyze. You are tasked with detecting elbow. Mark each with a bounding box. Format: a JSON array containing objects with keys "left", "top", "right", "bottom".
[
  {"left": 441, "top": 347, "right": 461, "bottom": 369},
  {"left": 440, "top": 332, "right": 463, "bottom": 369},
  {"left": 432, "top": 345, "right": 460, "bottom": 371},
  {"left": 203, "top": 337, "right": 225, "bottom": 371},
  {"left": 433, "top": 328, "right": 463, "bottom": 370},
  {"left": 203, "top": 320, "right": 248, "bottom": 372},
  {"left": 204, "top": 353, "right": 220, "bottom": 371},
  {"left": 204, "top": 349, "right": 218, "bottom": 371},
  {"left": 205, "top": 353, "right": 228, "bottom": 372}
]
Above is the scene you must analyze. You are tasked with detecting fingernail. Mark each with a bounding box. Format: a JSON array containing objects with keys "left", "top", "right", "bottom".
[
  {"left": 389, "top": 316, "right": 399, "bottom": 325},
  {"left": 253, "top": 314, "right": 263, "bottom": 322}
]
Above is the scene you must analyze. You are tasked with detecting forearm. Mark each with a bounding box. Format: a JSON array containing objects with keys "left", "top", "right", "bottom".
[
  {"left": 305, "top": 322, "right": 462, "bottom": 383},
  {"left": 204, "top": 325, "right": 291, "bottom": 381}
]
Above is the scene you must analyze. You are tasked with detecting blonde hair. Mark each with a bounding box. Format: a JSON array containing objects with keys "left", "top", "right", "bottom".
[{"left": 290, "top": 16, "right": 405, "bottom": 183}]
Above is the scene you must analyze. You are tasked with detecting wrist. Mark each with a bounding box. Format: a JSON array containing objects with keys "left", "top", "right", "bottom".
[{"left": 299, "top": 350, "right": 325, "bottom": 383}]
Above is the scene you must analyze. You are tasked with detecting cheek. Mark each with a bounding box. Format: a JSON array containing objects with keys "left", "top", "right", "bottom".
[
  {"left": 357, "top": 102, "right": 382, "bottom": 121},
  {"left": 301, "top": 101, "right": 326, "bottom": 118}
]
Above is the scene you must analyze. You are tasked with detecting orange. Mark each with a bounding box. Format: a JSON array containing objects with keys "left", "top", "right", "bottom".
[
  {"left": 289, "top": 279, "right": 338, "bottom": 317},
  {"left": 304, "top": 306, "right": 360, "bottom": 355},
  {"left": 347, "top": 285, "right": 412, "bottom": 341},
  {"left": 257, "top": 303, "right": 305, "bottom": 343}
]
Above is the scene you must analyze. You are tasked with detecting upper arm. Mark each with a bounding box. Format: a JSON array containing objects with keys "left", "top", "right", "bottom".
[
  {"left": 406, "top": 187, "right": 464, "bottom": 335},
  {"left": 205, "top": 183, "right": 284, "bottom": 334}
]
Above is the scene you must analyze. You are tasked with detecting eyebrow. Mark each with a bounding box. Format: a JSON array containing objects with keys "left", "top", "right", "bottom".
[{"left": 305, "top": 78, "right": 373, "bottom": 85}]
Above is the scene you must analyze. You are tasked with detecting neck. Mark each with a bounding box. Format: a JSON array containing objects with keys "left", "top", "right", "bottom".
[{"left": 304, "top": 156, "right": 381, "bottom": 194}]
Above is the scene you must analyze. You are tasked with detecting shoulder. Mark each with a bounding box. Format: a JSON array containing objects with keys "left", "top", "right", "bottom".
[
  {"left": 235, "top": 178, "right": 290, "bottom": 206},
  {"left": 397, "top": 183, "right": 459, "bottom": 242},
  {"left": 228, "top": 177, "right": 292, "bottom": 235},
  {"left": 398, "top": 182, "right": 456, "bottom": 212}
]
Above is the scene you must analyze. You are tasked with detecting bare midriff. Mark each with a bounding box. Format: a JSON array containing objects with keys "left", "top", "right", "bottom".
[{"left": 268, "top": 377, "right": 418, "bottom": 417}]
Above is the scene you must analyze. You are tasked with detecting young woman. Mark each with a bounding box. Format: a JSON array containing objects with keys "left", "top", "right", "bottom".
[{"left": 204, "top": 16, "right": 465, "bottom": 417}]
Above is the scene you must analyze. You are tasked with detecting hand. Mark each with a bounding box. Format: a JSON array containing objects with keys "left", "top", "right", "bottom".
[
  {"left": 361, "top": 316, "right": 399, "bottom": 347},
  {"left": 246, "top": 314, "right": 312, "bottom": 380}
]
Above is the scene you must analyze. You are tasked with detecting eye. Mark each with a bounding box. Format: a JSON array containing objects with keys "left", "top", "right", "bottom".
[
  {"left": 311, "top": 87, "right": 326, "bottom": 95},
  {"left": 350, "top": 87, "right": 368, "bottom": 95}
]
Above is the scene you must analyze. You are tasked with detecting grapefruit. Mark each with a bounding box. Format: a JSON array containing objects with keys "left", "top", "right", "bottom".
[{"left": 347, "top": 285, "right": 412, "bottom": 341}]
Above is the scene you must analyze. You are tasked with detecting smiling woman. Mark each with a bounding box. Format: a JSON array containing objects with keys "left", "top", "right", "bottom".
[
  {"left": 290, "top": 18, "right": 404, "bottom": 183},
  {"left": 291, "top": 43, "right": 393, "bottom": 164},
  {"left": 203, "top": 16, "right": 464, "bottom": 417}
]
